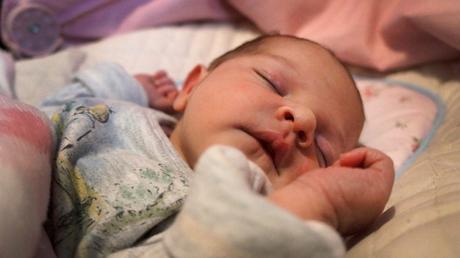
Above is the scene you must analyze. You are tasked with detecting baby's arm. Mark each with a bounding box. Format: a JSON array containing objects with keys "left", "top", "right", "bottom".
[
  {"left": 40, "top": 63, "right": 149, "bottom": 113},
  {"left": 134, "top": 70, "right": 178, "bottom": 114},
  {"left": 40, "top": 63, "right": 178, "bottom": 116},
  {"left": 268, "top": 147, "right": 394, "bottom": 235}
]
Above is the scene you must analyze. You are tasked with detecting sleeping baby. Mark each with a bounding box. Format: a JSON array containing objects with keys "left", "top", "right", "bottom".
[{"left": 1, "top": 35, "right": 394, "bottom": 258}]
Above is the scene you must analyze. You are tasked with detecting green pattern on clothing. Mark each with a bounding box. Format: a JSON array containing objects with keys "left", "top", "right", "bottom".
[{"left": 49, "top": 101, "right": 190, "bottom": 258}]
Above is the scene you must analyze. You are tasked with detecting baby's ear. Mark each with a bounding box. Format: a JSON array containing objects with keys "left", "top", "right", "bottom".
[{"left": 173, "top": 65, "right": 208, "bottom": 112}]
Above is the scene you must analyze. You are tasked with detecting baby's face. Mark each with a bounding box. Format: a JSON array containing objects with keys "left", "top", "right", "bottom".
[{"left": 170, "top": 38, "right": 364, "bottom": 189}]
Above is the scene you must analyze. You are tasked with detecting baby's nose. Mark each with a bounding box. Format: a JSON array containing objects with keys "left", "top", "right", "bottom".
[{"left": 276, "top": 106, "right": 316, "bottom": 148}]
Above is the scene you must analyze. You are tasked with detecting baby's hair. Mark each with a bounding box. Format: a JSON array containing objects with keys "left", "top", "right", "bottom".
[
  {"left": 209, "top": 34, "right": 333, "bottom": 71},
  {"left": 208, "top": 34, "right": 276, "bottom": 71}
]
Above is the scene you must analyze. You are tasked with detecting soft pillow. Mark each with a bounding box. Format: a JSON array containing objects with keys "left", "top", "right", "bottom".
[{"left": 356, "top": 78, "right": 444, "bottom": 177}]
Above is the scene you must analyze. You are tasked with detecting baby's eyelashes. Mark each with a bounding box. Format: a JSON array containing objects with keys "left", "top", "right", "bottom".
[{"left": 253, "top": 69, "right": 284, "bottom": 96}]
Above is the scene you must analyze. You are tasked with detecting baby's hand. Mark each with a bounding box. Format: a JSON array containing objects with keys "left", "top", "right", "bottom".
[
  {"left": 134, "top": 70, "right": 178, "bottom": 114},
  {"left": 268, "top": 147, "right": 394, "bottom": 235}
]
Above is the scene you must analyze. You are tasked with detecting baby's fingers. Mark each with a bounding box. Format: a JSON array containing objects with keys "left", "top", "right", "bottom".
[
  {"left": 335, "top": 148, "right": 366, "bottom": 168},
  {"left": 338, "top": 147, "right": 394, "bottom": 173},
  {"left": 150, "top": 91, "right": 178, "bottom": 111},
  {"left": 156, "top": 83, "right": 178, "bottom": 96},
  {"left": 152, "top": 70, "right": 168, "bottom": 80},
  {"left": 154, "top": 76, "right": 176, "bottom": 88}
]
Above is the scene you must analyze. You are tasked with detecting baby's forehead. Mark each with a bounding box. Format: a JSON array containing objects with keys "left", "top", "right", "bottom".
[
  {"left": 257, "top": 36, "right": 329, "bottom": 56},
  {"left": 254, "top": 38, "right": 349, "bottom": 82},
  {"left": 253, "top": 38, "right": 349, "bottom": 77}
]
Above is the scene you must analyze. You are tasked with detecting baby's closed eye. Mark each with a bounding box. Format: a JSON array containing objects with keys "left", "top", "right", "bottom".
[{"left": 253, "top": 69, "right": 284, "bottom": 96}]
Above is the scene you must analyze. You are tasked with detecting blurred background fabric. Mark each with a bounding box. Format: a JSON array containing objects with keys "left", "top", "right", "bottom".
[{"left": 1, "top": 0, "right": 459, "bottom": 70}]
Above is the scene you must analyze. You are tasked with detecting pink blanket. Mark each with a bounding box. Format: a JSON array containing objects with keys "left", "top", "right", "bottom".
[
  {"left": 0, "top": 96, "right": 56, "bottom": 258},
  {"left": 1, "top": 0, "right": 459, "bottom": 70},
  {"left": 229, "top": 0, "right": 460, "bottom": 71}
]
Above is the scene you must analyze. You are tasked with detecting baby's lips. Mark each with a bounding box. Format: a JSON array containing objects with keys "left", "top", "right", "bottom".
[
  {"left": 254, "top": 129, "right": 293, "bottom": 167},
  {"left": 271, "top": 136, "right": 291, "bottom": 165}
]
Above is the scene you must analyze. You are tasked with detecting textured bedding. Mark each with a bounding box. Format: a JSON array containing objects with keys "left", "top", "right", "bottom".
[
  {"left": 348, "top": 61, "right": 460, "bottom": 257},
  {"left": 10, "top": 22, "right": 460, "bottom": 257}
]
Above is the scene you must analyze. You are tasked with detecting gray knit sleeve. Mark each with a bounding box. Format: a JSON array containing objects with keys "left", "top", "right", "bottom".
[{"left": 110, "top": 145, "right": 345, "bottom": 258}]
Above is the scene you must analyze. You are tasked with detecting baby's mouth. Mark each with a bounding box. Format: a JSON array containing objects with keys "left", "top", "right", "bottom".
[
  {"left": 243, "top": 129, "right": 291, "bottom": 175},
  {"left": 259, "top": 139, "right": 277, "bottom": 167}
]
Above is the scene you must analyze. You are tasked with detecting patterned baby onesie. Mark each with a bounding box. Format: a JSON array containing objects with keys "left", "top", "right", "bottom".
[{"left": 41, "top": 63, "right": 191, "bottom": 257}]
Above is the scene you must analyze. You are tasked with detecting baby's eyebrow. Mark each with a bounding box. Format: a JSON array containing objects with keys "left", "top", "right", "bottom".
[{"left": 262, "top": 53, "right": 296, "bottom": 71}]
